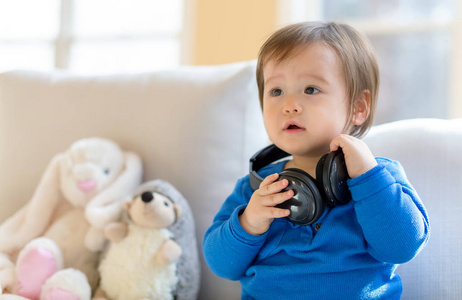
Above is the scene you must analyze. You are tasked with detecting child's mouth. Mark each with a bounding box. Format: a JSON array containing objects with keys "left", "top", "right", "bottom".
[{"left": 284, "top": 122, "right": 305, "bottom": 133}]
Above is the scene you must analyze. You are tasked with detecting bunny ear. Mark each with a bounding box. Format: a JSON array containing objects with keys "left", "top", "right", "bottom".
[
  {"left": 85, "top": 151, "right": 142, "bottom": 230},
  {"left": 0, "top": 153, "right": 65, "bottom": 254}
]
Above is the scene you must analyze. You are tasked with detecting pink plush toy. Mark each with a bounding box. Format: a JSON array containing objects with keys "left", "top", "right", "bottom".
[{"left": 0, "top": 138, "right": 142, "bottom": 300}]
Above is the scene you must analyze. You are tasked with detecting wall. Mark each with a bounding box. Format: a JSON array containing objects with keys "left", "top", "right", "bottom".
[{"left": 191, "top": 0, "right": 277, "bottom": 65}]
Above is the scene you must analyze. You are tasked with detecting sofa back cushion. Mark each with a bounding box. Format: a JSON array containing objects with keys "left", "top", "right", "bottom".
[{"left": 0, "top": 61, "right": 267, "bottom": 299}]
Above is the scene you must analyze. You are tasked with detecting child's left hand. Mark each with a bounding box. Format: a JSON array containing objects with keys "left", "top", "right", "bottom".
[{"left": 330, "top": 134, "right": 378, "bottom": 179}]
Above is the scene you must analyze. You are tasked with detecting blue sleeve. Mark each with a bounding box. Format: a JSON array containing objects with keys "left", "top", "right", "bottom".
[
  {"left": 348, "top": 158, "right": 430, "bottom": 264},
  {"left": 202, "top": 177, "right": 268, "bottom": 280}
]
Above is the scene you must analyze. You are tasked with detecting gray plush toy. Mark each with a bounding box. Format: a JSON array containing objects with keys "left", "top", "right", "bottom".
[{"left": 95, "top": 179, "right": 200, "bottom": 300}]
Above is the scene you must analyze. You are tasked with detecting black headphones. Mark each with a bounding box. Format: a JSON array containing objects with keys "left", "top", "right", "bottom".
[{"left": 249, "top": 144, "right": 352, "bottom": 226}]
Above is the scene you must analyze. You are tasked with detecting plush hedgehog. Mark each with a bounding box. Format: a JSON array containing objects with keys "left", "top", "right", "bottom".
[{"left": 94, "top": 180, "right": 200, "bottom": 300}]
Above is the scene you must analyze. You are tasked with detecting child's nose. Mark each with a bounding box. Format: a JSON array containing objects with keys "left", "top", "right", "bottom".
[{"left": 283, "top": 96, "right": 302, "bottom": 114}]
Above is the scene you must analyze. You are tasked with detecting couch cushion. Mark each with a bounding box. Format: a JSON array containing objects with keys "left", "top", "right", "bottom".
[
  {"left": 364, "top": 118, "right": 462, "bottom": 300},
  {"left": 0, "top": 61, "right": 268, "bottom": 300}
]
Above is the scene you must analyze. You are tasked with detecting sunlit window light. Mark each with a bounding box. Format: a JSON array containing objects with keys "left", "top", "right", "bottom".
[{"left": 0, "top": 0, "right": 184, "bottom": 74}]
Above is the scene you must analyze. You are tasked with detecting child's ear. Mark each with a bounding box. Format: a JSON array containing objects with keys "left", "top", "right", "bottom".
[{"left": 351, "top": 90, "right": 371, "bottom": 126}]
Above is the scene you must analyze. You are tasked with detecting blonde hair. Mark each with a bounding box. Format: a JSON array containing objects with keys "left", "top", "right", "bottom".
[{"left": 256, "top": 22, "right": 379, "bottom": 138}]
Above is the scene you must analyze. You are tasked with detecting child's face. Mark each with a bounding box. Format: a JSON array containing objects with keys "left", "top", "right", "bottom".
[{"left": 262, "top": 42, "right": 350, "bottom": 158}]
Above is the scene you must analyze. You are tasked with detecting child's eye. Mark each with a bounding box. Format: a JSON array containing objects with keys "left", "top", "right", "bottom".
[
  {"left": 270, "top": 88, "right": 284, "bottom": 97},
  {"left": 305, "top": 87, "right": 319, "bottom": 95}
]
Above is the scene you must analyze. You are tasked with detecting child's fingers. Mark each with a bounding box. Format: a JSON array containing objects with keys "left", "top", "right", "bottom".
[
  {"left": 255, "top": 204, "right": 290, "bottom": 220},
  {"left": 261, "top": 189, "right": 294, "bottom": 207},
  {"left": 258, "top": 174, "right": 289, "bottom": 196},
  {"left": 330, "top": 134, "right": 377, "bottom": 178},
  {"left": 330, "top": 134, "right": 354, "bottom": 152},
  {"left": 268, "top": 207, "right": 291, "bottom": 219},
  {"left": 259, "top": 173, "right": 279, "bottom": 187}
]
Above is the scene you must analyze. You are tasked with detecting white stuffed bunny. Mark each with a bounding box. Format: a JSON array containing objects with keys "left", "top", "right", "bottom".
[{"left": 0, "top": 137, "right": 142, "bottom": 300}]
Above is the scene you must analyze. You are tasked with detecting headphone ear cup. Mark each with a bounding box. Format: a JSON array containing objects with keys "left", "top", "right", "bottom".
[
  {"left": 321, "top": 150, "right": 352, "bottom": 206},
  {"left": 316, "top": 153, "right": 329, "bottom": 196},
  {"left": 277, "top": 169, "right": 325, "bottom": 226}
]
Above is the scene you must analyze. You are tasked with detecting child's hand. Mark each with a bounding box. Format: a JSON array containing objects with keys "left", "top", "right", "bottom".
[
  {"left": 330, "top": 134, "right": 378, "bottom": 179},
  {"left": 239, "top": 173, "right": 292, "bottom": 236}
]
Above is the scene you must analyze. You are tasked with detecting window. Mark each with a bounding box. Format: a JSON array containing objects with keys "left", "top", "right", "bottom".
[
  {"left": 276, "top": 0, "right": 461, "bottom": 124},
  {"left": 0, "top": 0, "right": 186, "bottom": 75}
]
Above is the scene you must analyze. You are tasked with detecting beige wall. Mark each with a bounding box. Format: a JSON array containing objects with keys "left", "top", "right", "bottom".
[{"left": 192, "top": 0, "right": 277, "bottom": 65}]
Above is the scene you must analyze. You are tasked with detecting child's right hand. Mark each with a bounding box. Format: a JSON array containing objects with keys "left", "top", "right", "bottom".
[{"left": 239, "top": 173, "right": 292, "bottom": 235}]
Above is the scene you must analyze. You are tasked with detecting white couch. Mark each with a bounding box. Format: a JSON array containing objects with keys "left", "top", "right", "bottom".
[{"left": 0, "top": 61, "right": 460, "bottom": 299}]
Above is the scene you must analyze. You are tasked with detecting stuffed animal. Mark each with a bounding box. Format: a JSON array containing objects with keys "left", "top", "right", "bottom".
[
  {"left": 0, "top": 137, "right": 142, "bottom": 299},
  {"left": 95, "top": 179, "right": 200, "bottom": 300},
  {"left": 0, "top": 268, "right": 91, "bottom": 300}
]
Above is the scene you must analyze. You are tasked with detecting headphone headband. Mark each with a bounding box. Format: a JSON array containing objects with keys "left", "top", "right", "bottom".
[{"left": 249, "top": 144, "right": 290, "bottom": 190}]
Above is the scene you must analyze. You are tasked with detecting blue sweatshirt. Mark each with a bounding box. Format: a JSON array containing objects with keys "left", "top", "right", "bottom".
[{"left": 203, "top": 158, "right": 430, "bottom": 299}]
